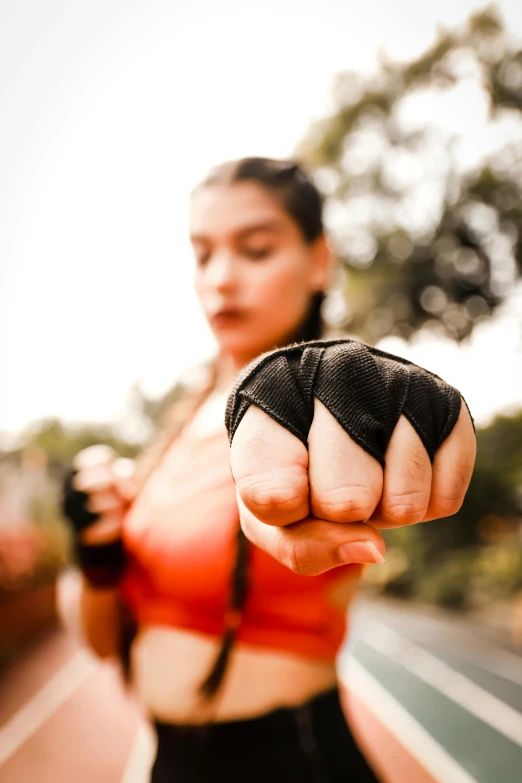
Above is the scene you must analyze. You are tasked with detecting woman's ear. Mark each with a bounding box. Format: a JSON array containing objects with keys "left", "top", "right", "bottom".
[{"left": 310, "top": 235, "right": 333, "bottom": 292}]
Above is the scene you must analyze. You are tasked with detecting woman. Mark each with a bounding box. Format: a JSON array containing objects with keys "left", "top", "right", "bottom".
[{"left": 63, "top": 158, "right": 476, "bottom": 782}]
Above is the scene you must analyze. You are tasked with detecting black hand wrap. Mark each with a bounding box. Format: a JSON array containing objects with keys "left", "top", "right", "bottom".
[
  {"left": 62, "top": 469, "right": 100, "bottom": 533},
  {"left": 225, "top": 339, "right": 467, "bottom": 465},
  {"left": 61, "top": 469, "right": 125, "bottom": 589},
  {"left": 72, "top": 538, "right": 125, "bottom": 589}
]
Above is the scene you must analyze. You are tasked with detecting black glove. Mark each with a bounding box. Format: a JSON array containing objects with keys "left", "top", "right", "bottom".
[
  {"left": 61, "top": 468, "right": 125, "bottom": 589},
  {"left": 62, "top": 469, "right": 100, "bottom": 533},
  {"left": 225, "top": 339, "right": 469, "bottom": 465}
]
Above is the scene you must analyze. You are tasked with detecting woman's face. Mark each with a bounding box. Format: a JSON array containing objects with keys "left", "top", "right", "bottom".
[{"left": 190, "top": 182, "right": 330, "bottom": 366}]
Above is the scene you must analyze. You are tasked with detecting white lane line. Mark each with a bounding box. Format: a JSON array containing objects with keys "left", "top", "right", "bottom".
[
  {"left": 0, "top": 649, "right": 98, "bottom": 767},
  {"left": 339, "top": 657, "right": 480, "bottom": 783},
  {"left": 360, "top": 622, "right": 522, "bottom": 748},
  {"left": 355, "top": 614, "right": 522, "bottom": 687},
  {"left": 120, "top": 722, "right": 156, "bottom": 783},
  {"left": 452, "top": 649, "right": 522, "bottom": 688},
  {"left": 403, "top": 640, "right": 522, "bottom": 688}
]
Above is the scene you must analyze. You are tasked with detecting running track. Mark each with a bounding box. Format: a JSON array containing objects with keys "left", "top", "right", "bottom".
[{"left": 1, "top": 575, "right": 520, "bottom": 783}]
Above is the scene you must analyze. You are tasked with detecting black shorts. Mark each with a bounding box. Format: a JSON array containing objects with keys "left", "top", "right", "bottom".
[{"left": 151, "top": 688, "right": 380, "bottom": 783}]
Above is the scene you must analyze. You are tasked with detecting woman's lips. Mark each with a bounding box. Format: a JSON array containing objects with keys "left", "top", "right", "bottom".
[{"left": 209, "top": 309, "right": 246, "bottom": 328}]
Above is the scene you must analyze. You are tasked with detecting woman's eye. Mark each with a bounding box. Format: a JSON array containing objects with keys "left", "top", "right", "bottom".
[
  {"left": 195, "top": 251, "right": 210, "bottom": 267},
  {"left": 243, "top": 246, "right": 273, "bottom": 260}
]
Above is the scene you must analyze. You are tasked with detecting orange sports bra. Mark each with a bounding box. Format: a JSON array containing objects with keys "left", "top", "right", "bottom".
[{"left": 119, "top": 405, "right": 361, "bottom": 662}]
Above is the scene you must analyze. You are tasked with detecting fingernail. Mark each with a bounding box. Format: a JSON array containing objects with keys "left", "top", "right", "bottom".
[{"left": 339, "top": 541, "right": 386, "bottom": 565}]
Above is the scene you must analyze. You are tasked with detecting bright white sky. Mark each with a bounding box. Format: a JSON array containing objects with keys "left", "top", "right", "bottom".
[{"left": 1, "top": 0, "right": 522, "bottom": 444}]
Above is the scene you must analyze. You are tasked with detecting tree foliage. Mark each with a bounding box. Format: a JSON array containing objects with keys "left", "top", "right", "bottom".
[
  {"left": 14, "top": 418, "right": 141, "bottom": 479},
  {"left": 298, "top": 7, "right": 522, "bottom": 342}
]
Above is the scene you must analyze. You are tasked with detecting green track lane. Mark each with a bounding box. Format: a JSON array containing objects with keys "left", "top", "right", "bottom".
[
  {"left": 411, "top": 644, "right": 522, "bottom": 714},
  {"left": 345, "top": 638, "right": 522, "bottom": 783}
]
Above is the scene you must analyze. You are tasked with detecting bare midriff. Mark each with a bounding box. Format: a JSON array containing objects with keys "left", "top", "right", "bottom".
[{"left": 131, "top": 624, "right": 338, "bottom": 724}]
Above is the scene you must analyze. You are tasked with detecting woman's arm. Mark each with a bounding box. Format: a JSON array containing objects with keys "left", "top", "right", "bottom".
[
  {"left": 80, "top": 580, "right": 122, "bottom": 658},
  {"left": 62, "top": 445, "right": 136, "bottom": 659}
]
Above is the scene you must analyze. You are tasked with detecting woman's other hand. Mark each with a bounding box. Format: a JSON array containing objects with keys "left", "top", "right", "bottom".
[{"left": 65, "top": 445, "right": 136, "bottom": 544}]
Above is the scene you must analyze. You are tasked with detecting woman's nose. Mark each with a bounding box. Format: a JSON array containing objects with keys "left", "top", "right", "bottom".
[{"left": 206, "top": 251, "right": 238, "bottom": 292}]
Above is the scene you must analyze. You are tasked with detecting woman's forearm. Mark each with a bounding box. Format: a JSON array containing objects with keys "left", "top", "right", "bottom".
[
  {"left": 80, "top": 579, "right": 122, "bottom": 658},
  {"left": 62, "top": 446, "right": 135, "bottom": 661}
]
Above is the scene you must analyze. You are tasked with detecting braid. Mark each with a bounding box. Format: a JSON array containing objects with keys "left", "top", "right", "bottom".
[{"left": 198, "top": 526, "right": 250, "bottom": 700}]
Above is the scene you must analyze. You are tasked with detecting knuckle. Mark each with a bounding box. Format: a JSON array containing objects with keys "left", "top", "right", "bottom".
[
  {"left": 237, "top": 473, "right": 306, "bottom": 517},
  {"left": 431, "top": 490, "right": 465, "bottom": 518},
  {"left": 431, "top": 455, "right": 473, "bottom": 517},
  {"left": 313, "top": 485, "right": 377, "bottom": 522},
  {"left": 74, "top": 444, "right": 115, "bottom": 469},
  {"left": 383, "top": 489, "right": 428, "bottom": 524},
  {"left": 453, "top": 451, "right": 474, "bottom": 487},
  {"left": 71, "top": 471, "right": 93, "bottom": 494},
  {"left": 71, "top": 469, "right": 86, "bottom": 488}
]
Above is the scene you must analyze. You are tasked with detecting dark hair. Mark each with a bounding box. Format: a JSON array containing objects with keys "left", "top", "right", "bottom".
[
  {"left": 194, "top": 156, "right": 325, "bottom": 243},
  {"left": 197, "top": 157, "right": 326, "bottom": 702}
]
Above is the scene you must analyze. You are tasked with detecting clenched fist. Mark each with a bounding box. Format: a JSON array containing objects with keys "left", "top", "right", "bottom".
[
  {"left": 62, "top": 445, "right": 136, "bottom": 544},
  {"left": 227, "top": 340, "right": 476, "bottom": 576}
]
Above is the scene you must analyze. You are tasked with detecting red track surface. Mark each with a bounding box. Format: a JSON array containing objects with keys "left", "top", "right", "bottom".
[{"left": 0, "top": 629, "right": 142, "bottom": 783}]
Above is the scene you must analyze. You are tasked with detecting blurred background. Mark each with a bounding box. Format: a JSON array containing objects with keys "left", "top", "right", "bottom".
[{"left": 1, "top": 1, "right": 522, "bottom": 782}]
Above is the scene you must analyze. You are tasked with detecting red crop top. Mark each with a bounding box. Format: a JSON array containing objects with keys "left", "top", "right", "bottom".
[{"left": 119, "top": 411, "right": 362, "bottom": 662}]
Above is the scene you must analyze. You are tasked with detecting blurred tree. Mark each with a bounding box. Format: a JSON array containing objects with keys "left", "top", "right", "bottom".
[
  {"left": 13, "top": 367, "right": 209, "bottom": 478},
  {"left": 134, "top": 381, "right": 186, "bottom": 430},
  {"left": 298, "top": 7, "right": 522, "bottom": 342},
  {"left": 16, "top": 418, "right": 141, "bottom": 479}
]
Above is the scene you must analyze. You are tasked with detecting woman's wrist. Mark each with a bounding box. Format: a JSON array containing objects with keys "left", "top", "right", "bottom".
[
  {"left": 73, "top": 536, "right": 125, "bottom": 589},
  {"left": 61, "top": 449, "right": 129, "bottom": 590},
  {"left": 73, "top": 515, "right": 125, "bottom": 589}
]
